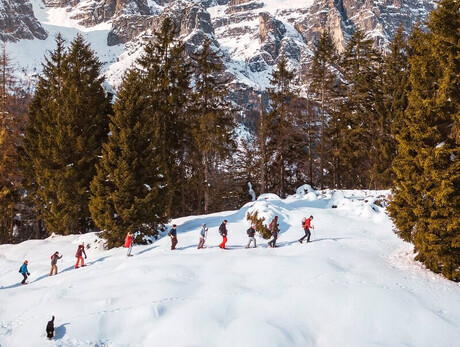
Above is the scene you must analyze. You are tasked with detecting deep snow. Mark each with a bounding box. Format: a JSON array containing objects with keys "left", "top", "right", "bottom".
[{"left": 1, "top": 190, "right": 459, "bottom": 346}]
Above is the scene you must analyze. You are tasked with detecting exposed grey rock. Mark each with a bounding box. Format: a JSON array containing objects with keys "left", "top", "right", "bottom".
[
  {"left": 64, "top": 0, "right": 151, "bottom": 27},
  {"left": 0, "top": 0, "right": 47, "bottom": 42},
  {"left": 226, "top": 1, "right": 264, "bottom": 14},
  {"left": 107, "top": 15, "right": 154, "bottom": 46},
  {"left": 258, "top": 12, "right": 286, "bottom": 60},
  {"left": 294, "top": 0, "right": 434, "bottom": 52}
]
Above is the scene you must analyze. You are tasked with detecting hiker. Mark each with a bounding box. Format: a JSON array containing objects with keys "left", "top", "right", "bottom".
[
  {"left": 124, "top": 232, "right": 134, "bottom": 256},
  {"left": 46, "top": 316, "right": 55, "bottom": 339},
  {"left": 246, "top": 224, "right": 257, "bottom": 248},
  {"left": 299, "top": 215, "right": 314, "bottom": 243},
  {"left": 219, "top": 220, "right": 228, "bottom": 249},
  {"left": 49, "top": 251, "right": 62, "bottom": 276},
  {"left": 169, "top": 224, "right": 178, "bottom": 250},
  {"left": 19, "top": 260, "right": 30, "bottom": 285},
  {"left": 268, "top": 216, "right": 279, "bottom": 248},
  {"left": 198, "top": 223, "right": 208, "bottom": 249},
  {"left": 75, "top": 243, "right": 87, "bottom": 268}
]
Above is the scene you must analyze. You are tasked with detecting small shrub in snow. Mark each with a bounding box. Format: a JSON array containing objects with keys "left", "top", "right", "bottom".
[{"left": 246, "top": 211, "right": 270, "bottom": 239}]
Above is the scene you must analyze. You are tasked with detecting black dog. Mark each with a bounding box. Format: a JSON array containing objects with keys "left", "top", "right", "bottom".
[{"left": 46, "top": 316, "right": 55, "bottom": 339}]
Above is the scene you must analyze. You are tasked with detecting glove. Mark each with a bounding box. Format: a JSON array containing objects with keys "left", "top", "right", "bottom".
[
  {"left": 85, "top": 256, "right": 87, "bottom": 259},
  {"left": 27, "top": 272, "right": 30, "bottom": 276}
]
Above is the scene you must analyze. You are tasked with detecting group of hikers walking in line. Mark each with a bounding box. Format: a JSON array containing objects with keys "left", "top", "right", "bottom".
[
  {"left": 18, "top": 215, "right": 314, "bottom": 284},
  {"left": 168, "top": 215, "right": 314, "bottom": 250}
]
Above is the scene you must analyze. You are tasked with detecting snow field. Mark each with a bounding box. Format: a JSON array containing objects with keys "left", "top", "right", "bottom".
[{"left": 1, "top": 190, "right": 460, "bottom": 346}]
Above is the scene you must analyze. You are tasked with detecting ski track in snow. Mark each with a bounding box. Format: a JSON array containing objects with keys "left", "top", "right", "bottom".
[{"left": 1, "top": 190, "right": 460, "bottom": 346}]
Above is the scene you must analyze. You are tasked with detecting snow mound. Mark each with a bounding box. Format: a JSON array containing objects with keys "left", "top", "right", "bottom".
[
  {"left": 295, "top": 184, "right": 315, "bottom": 195},
  {"left": 257, "top": 193, "right": 281, "bottom": 201}
]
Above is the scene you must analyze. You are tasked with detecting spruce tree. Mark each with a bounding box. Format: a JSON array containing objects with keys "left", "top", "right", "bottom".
[
  {"left": 90, "top": 70, "right": 168, "bottom": 248},
  {"left": 190, "top": 38, "right": 235, "bottom": 214},
  {"left": 389, "top": 0, "right": 460, "bottom": 281},
  {"left": 24, "top": 35, "right": 110, "bottom": 235},
  {"left": 265, "top": 57, "right": 308, "bottom": 196},
  {"left": 308, "top": 30, "right": 338, "bottom": 188},
  {"left": 0, "top": 43, "right": 20, "bottom": 243},
  {"left": 335, "top": 29, "right": 383, "bottom": 188},
  {"left": 378, "top": 26, "right": 409, "bottom": 188},
  {"left": 137, "top": 18, "right": 192, "bottom": 217}
]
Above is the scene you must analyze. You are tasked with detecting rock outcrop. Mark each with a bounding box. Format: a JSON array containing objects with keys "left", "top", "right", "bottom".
[{"left": 0, "top": 0, "right": 47, "bottom": 42}]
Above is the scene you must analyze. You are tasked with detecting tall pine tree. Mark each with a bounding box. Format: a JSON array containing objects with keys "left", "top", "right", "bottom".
[
  {"left": 389, "top": 0, "right": 460, "bottom": 281},
  {"left": 25, "top": 35, "right": 110, "bottom": 235},
  {"left": 308, "top": 30, "right": 338, "bottom": 188},
  {"left": 190, "top": 38, "right": 235, "bottom": 214},
  {"left": 90, "top": 70, "right": 168, "bottom": 248},
  {"left": 137, "top": 18, "right": 192, "bottom": 217}
]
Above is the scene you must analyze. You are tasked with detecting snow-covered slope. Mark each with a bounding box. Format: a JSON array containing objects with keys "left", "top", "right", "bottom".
[{"left": 1, "top": 190, "right": 459, "bottom": 346}]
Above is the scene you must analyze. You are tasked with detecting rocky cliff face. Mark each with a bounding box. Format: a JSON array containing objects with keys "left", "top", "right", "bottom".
[
  {"left": 4, "top": 0, "right": 435, "bottom": 116},
  {"left": 0, "top": 0, "right": 47, "bottom": 42}
]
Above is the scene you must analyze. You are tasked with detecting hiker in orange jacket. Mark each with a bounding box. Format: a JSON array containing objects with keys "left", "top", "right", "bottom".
[{"left": 299, "top": 215, "right": 314, "bottom": 243}]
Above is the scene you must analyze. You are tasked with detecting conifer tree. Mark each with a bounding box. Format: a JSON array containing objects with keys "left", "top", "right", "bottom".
[
  {"left": 378, "top": 26, "right": 409, "bottom": 187},
  {"left": 90, "top": 70, "right": 168, "bottom": 248},
  {"left": 265, "top": 58, "right": 308, "bottom": 197},
  {"left": 190, "top": 38, "right": 235, "bottom": 214},
  {"left": 335, "top": 29, "right": 383, "bottom": 188},
  {"left": 24, "top": 35, "right": 110, "bottom": 235},
  {"left": 0, "top": 43, "right": 21, "bottom": 243},
  {"left": 308, "top": 30, "right": 338, "bottom": 188},
  {"left": 137, "top": 18, "right": 192, "bottom": 217},
  {"left": 389, "top": 0, "right": 460, "bottom": 281}
]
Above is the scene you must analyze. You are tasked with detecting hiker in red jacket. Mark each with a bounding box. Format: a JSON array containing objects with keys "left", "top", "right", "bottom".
[
  {"left": 299, "top": 215, "right": 314, "bottom": 243},
  {"left": 124, "top": 232, "right": 134, "bottom": 257},
  {"left": 75, "top": 243, "right": 87, "bottom": 268}
]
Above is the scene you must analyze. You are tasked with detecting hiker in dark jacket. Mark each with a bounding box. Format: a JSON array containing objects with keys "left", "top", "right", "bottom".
[
  {"left": 169, "top": 224, "right": 178, "bottom": 250},
  {"left": 46, "top": 316, "right": 55, "bottom": 339},
  {"left": 75, "top": 243, "right": 87, "bottom": 268},
  {"left": 19, "top": 260, "right": 30, "bottom": 285},
  {"left": 49, "top": 251, "right": 63, "bottom": 276},
  {"left": 219, "top": 220, "right": 228, "bottom": 249},
  {"left": 246, "top": 224, "right": 257, "bottom": 248},
  {"left": 268, "top": 216, "right": 279, "bottom": 248}
]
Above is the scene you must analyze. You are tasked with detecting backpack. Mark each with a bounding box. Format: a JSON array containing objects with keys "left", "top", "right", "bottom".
[{"left": 269, "top": 220, "right": 274, "bottom": 230}]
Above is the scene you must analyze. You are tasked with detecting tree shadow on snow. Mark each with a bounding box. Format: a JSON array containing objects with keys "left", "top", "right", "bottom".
[
  {"left": 54, "top": 323, "right": 70, "bottom": 340},
  {"left": 87, "top": 256, "right": 111, "bottom": 266},
  {"left": 135, "top": 245, "right": 159, "bottom": 256},
  {"left": 310, "top": 237, "right": 351, "bottom": 243}
]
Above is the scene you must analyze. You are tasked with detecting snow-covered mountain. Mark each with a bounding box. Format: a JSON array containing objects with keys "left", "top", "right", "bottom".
[
  {"left": 1, "top": 189, "right": 459, "bottom": 346},
  {"left": 4, "top": 0, "right": 434, "bottom": 111}
]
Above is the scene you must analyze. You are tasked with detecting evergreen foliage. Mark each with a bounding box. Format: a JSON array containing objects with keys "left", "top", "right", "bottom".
[
  {"left": 308, "top": 31, "right": 338, "bottom": 188},
  {"left": 137, "top": 18, "right": 192, "bottom": 217},
  {"left": 246, "top": 211, "right": 270, "bottom": 239},
  {"left": 333, "top": 29, "right": 383, "bottom": 188},
  {"left": 24, "top": 34, "right": 111, "bottom": 235},
  {"left": 190, "top": 38, "right": 236, "bottom": 214},
  {"left": 89, "top": 70, "right": 168, "bottom": 248},
  {"left": 264, "top": 57, "right": 309, "bottom": 197},
  {"left": 389, "top": 0, "right": 460, "bottom": 281}
]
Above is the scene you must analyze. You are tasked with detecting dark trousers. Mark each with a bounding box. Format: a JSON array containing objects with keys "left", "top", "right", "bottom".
[
  {"left": 268, "top": 233, "right": 278, "bottom": 247},
  {"left": 299, "top": 228, "right": 311, "bottom": 242},
  {"left": 21, "top": 273, "right": 28, "bottom": 284},
  {"left": 171, "top": 236, "right": 178, "bottom": 250}
]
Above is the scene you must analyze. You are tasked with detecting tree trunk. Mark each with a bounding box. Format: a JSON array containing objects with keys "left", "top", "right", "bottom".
[
  {"left": 320, "top": 85, "right": 325, "bottom": 189},
  {"left": 203, "top": 152, "right": 210, "bottom": 214}
]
